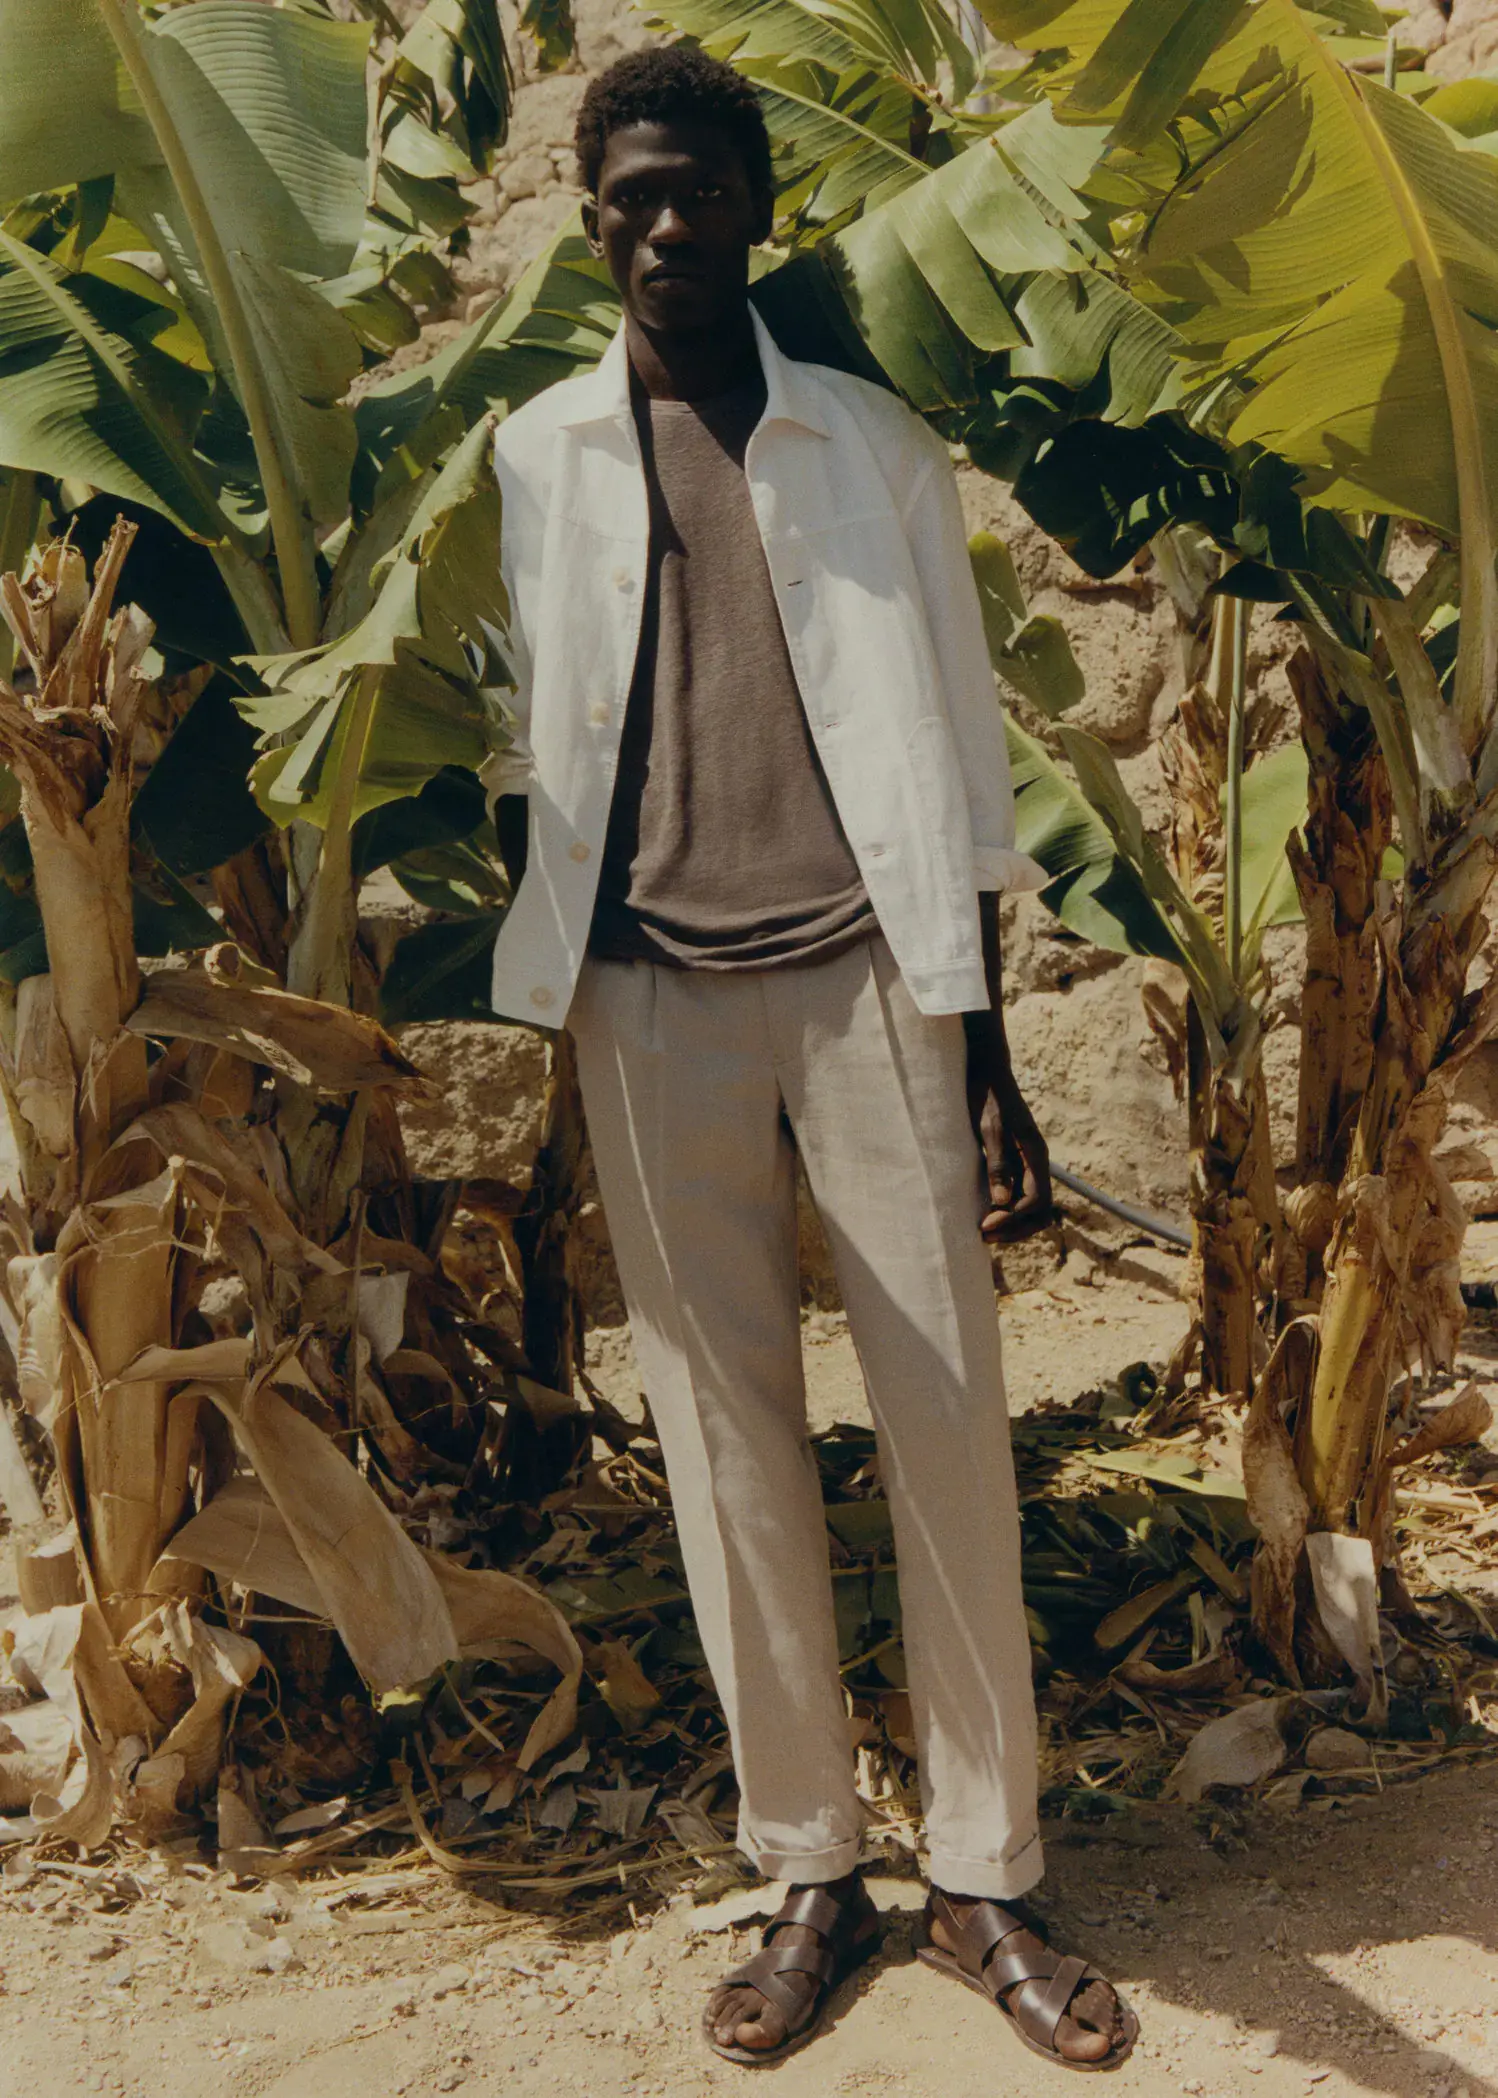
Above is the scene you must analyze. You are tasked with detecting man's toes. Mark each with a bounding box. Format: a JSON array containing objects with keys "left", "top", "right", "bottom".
[
  {"left": 1075, "top": 1979, "right": 1121, "bottom": 2036},
  {"left": 1053, "top": 1981, "right": 1121, "bottom": 2061},
  {"left": 1053, "top": 2013, "right": 1112, "bottom": 2063},
  {"left": 708, "top": 1986, "right": 784, "bottom": 2051},
  {"left": 729, "top": 1994, "right": 785, "bottom": 2050}
]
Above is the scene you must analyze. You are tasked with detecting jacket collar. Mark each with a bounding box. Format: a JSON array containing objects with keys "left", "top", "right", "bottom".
[{"left": 553, "top": 304, "right": 831, "bottom": 439}]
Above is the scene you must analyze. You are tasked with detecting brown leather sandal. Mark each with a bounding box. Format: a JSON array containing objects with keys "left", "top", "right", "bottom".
[
  {"left": 917, "top": 1891, "right": 1138, "bottom": 2071},
  {"left": 702, "top": 1878, "right": 882, "bottom": 2066}
]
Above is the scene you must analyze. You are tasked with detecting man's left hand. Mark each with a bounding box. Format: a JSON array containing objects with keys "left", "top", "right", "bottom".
[{"left": 966, "top": 1032, "right": 1053, "bottom": 1244}]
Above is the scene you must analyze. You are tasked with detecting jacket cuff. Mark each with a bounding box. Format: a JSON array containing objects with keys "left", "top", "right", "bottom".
[
  {"left": 973, "top": 845, "right": 1049, "bottom": 894},
  {"left": 479, "top": 745, "right": 533, "bottom": 805}
]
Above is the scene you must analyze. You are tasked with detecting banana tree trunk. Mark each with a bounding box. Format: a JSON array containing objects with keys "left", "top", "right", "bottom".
[
  {"left": 514, "top": 1030, "right": 586, "bottom": 1399},
  {"left": 0, "top": 527, "right": 195, "bottom": 1760},
  {"left": 1285, "top": 647, "right": 1393, "bottom": 1301},
  {"left": 1296, "top": 847, "right": 1486, "bottom": 1530},
  {"left": 0, "top": 532, "right": 581, "bottom": 1841},
  {"left": 1188, "top": 1003, "right": 1278, "bottom": 1400}
]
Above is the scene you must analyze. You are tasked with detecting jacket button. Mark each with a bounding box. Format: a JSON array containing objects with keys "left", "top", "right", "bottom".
[
  {"left": 588, "top": 703, "right": 611, "bottom": 726},
  {"left": 530, "top": 986, "right": 556, "bottom": 1010},
  {"left": 611, "top": 567, "right": 634, "bottom": 591},
  {"left": 568, "top": 841, "right": 590, "bottom": 863}
]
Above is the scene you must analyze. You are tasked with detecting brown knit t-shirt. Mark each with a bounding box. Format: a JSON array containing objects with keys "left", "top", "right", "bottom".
[{"left": 588, "top": 373, "right": 876, "bottom": 970}]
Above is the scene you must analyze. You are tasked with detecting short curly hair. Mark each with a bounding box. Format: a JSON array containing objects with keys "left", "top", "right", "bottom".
[{"left": 575, "top": 46, "right": 773, "bottom": 199}]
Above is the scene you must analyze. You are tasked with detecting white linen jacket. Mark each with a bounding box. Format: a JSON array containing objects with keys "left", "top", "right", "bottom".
[{"left": 485, "top": 308, "right": 1044, "bottom": 1025}]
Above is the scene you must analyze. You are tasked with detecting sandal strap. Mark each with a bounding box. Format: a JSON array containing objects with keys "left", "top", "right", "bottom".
[
  {"left": 924, "top": 1890, "right": 1131, "bottom": 2065},
  {"left": 715, "top": 1883, "right": 869, "bottom": 2038},
  {"left": 771, "top": 1884, "right": 844, "bottom": 1939},
  {"left": 720, "top": 1954, "right": 810, "bottom": 2025},
  {"left": 985, "top": 1942, "right": 1055, "bottom": 1995},
  {"left": 725, "top": 1940, "right": 835, "bottom": 1989},
  {"left": 1012, "top": 1955, "right": 1093, "bottom": 2050},
  {"left": 928, "top": 1893, "right": 1028, "bottom": 1984}
]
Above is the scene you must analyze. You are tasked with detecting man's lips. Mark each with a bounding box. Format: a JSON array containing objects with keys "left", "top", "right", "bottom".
[{"left": 643, "top": 263, "right": 705, "bottom": 283}]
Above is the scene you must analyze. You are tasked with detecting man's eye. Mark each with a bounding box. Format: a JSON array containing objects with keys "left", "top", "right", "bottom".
[{"left": 695, "top": 184, "right": 724, "bottom": 201}]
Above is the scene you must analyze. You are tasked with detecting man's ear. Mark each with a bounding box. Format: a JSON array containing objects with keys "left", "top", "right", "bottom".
[
  {"left": 581, "top": 195, "right": 602, "bottom": 255},
  {"left": 749, "top": 187, "right": 775, "bottom": 247}
]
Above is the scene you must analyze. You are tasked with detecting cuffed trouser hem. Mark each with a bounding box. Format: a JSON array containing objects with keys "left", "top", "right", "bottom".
[
  {"left": 927, "top": 1831, "right": 1045, "bottom": 1903},
  {"left": 740, "top": 1833, "right": 864, "bottom": 1885}
]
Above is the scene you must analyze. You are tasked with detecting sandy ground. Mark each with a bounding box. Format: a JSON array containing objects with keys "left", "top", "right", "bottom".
[
  {"left": 582, "top": 1207, "right": 1197, "bottom": 1435},
  {"left": 5, "top": 1242, "right": 1498, "bottom": 2098},
  {"left": 1, "top": 1735, "right": 1496, "bottom": 2098}
]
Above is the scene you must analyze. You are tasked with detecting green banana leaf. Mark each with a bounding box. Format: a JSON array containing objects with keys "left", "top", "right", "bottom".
[
  {"left": 977, "top": 0, "right": 1250, "bottom": 152},
  {"left": 519, "top": 0, "right": 576, "bottom": 72},
  {"left": 970, "top": 531, "right": 1084, "bottom": 718},
  {"left": 353, "top": 223, "right": 619, "bottom": 489},
  {"left": 0, "top": 236, "right": 225, "bottom": 540},
  {"left": 388, "top": 0, "right": 513, "bottom": 170},
  {"left": 815, "top": 107, "right": 1180, "bottom": 412},
  {"left": 987, "top": 0, "right": 1498, "bottom": 732},
  {"left": 378, "top": 914, "right": 503, "bottom": 1025},
  {"left": 1006, "top": 716, "right": 1179, "bottom": 961},
  {"left": 1235, "top": 740, "right": 1309, "bottom": 939},
  {"left": 111, "top": 4, "right": 369, "bottom": 533},
  {"left": 652, "top": 0, "right": 976, "bottom": 100},
  {"left": 243, "top": 418, "right": 507, "bottom": 827},
  {"left": 0, "top": 1, "right": 157, "bottom": 204}
]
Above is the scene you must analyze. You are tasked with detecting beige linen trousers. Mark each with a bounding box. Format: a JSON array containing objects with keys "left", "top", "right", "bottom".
[{"left": 568, "top": 935, "right": 1042, "bottom": 1900}]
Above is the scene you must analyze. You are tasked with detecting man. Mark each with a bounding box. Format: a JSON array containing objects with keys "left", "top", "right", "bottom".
[{"left": 486, "top": 45, "right": 1136, "bottom": 2072}]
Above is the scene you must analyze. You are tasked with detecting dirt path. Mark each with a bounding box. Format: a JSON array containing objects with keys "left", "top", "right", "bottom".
[{"left": 1, "top": 1759, "right": 1496, "bottom": 2098}]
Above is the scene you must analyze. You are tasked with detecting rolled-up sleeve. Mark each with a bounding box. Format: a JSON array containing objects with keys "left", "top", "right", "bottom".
[{"left": 901, "top": 441, "right": 1047, "bottom": 896}]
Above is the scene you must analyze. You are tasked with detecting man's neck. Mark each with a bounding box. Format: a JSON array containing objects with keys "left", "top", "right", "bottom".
[{"left": 625, "top": 305, "right": 762, "bottom": 402}]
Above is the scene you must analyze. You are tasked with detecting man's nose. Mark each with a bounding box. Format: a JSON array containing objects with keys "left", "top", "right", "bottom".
[{"left": 649, "top": 201, "right": 691, "bottom": 243}]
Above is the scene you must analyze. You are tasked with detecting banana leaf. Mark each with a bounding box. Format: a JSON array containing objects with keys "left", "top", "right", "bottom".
[
  {"left": 243, "top": 419, "right": 508, "bottom": 827},
  {"left": 1006, "top": 716, "right": 1178, "bottom": 960}
]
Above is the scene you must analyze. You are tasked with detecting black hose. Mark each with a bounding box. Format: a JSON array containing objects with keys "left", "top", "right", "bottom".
[
  {"left": 1051, "top": 1170, "right": 1498, "bottom": 1293},
  {"left": 1051, "top": 1165, "right": 1192, "bottom": 1251}
]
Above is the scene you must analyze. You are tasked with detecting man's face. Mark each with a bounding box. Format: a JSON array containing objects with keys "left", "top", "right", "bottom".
[{"left": 584, "top": 120, "right": 772, "bottom": 334}]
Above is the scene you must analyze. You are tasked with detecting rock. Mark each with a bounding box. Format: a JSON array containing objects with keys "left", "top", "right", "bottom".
[
  {"left": 250, "top": 1936, "right": 301, "bottom": 1976},
  {"left": 1168, "top": 1697, "right": 1292, "bottom": 1800},
  {"left": 500, "top": 150, "right": 553, "bottom": 200},
  {"left": 196, "top": 1272, "right": 251, "bottom": 1338},
  {"left": 196, "top": 1921, "right": 264, "bottom": 1973},
  {"left": 1005, "top": 965, "right": 1190, "bottom": 1217},
  {"left": 1303, "top": 1726, "right": 1374, "bottom": 1773},
  {"left": 396, "top": 1020, "right": 549, "bottom": 1182},
  {"left": 429, "top": 1964, "right": 473, "bottom": 1999},
  {"left": 1424, "top": 0, "right": 1498, "bottom": 78},
  {"left": 1000, "top": 891, "right": 1130, "bottom": 999},
  {"left": 1058, "top": 594, "right": 1172, "bottom": 746}
]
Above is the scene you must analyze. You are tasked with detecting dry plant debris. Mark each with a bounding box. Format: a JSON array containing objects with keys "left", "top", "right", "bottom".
[{"left": 9, "top": 1347, "right": 1491, "bottom": 1919}]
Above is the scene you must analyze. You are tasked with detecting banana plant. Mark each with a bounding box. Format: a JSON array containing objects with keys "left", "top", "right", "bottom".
[
  {"left": 0, "top": 0, "right": 608, "bottom": 1840},
  {"left": 970, "top": 0, "right": 1498, "bottom": 1682},
  {"left": 974, "top": 528, "right": 1307, "bottom": 1399},
  {"left": 0, "top": 0, "right": 607, "bottom": 1012},
  {"left": 684, "top": 0, "right": 1498, "bottom": 1672},
  {"left": 0, "top": 528, "right": 579, "bottom": 1845}
]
